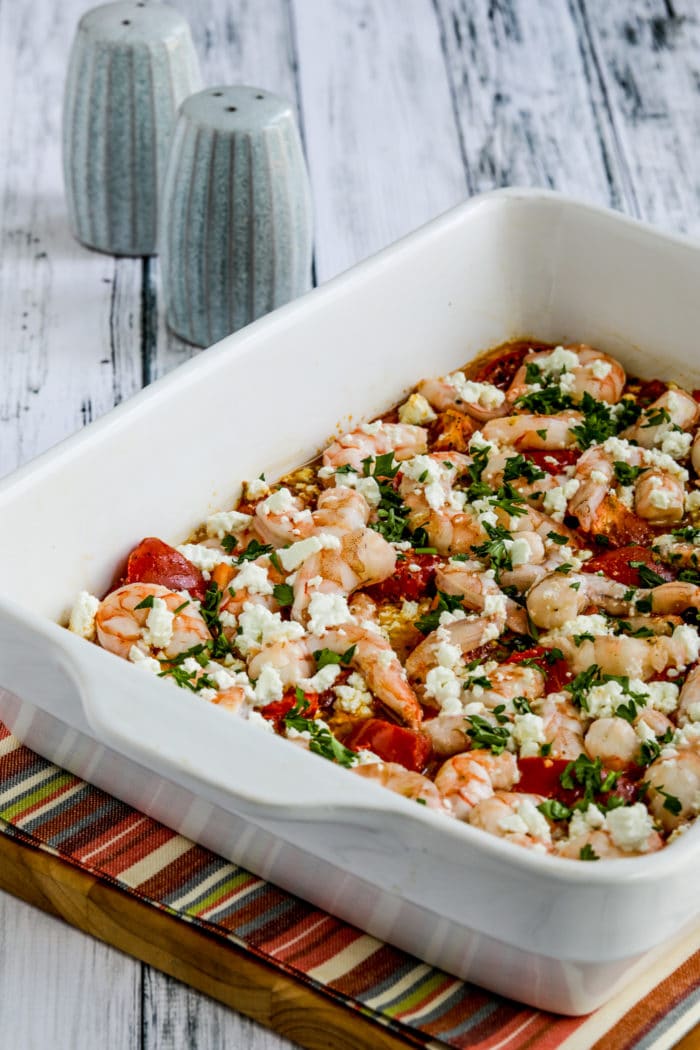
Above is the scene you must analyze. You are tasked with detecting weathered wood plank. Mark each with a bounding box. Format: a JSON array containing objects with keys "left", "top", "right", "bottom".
[
  {"left": 0, "top": 1, "right": 143, "bottom": 479},
  {"left": 432, "top": 0, "right": 631, "bottom": 210},
  {"left": 0, "top": 888, "right": 141, "bottom": 1049},
  {"left": 577, "top": 0, "right": 700, "bottom": 233},
  {"left": 146, "top": 0, "right": 301, "bottom": 374},
  {"left": 292, "top": 0, "right": 467, "bottom": 281}
]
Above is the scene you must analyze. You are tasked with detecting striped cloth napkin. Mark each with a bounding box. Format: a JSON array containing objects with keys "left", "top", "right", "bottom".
[{"left": 0, "top": 717, "right": 698, "bottom": 1049}]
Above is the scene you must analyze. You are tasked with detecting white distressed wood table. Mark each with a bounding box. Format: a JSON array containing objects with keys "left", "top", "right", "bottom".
[{"left": 1, "top": 1, "right": 699, "bottom": 1046}]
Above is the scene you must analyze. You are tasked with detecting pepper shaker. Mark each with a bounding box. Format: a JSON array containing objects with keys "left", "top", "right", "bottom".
[
  {"left": 159, "top": 85, "right": 313, "bottom": 346},
  {"left": 63, "top": 1, "right": 201, "bottom": 256}
]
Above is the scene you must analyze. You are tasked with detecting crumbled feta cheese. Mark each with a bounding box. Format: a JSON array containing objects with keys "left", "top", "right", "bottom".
[
  {"left": 468, "top": 430, "right": 496, "bottom": 454},
  {"left": 334, "top": 671, "right": 374, "bottom": 715},
  {"left": 298, "top": 664, "right": 342, "bottom": 693},
  {"left": 401, "top": 455, "right": 444, "bottom": 485},
  {"left": 359, "top": 421, "right": 383, "bottom": 435},
  {"left": 353, "top": 749, "right": 382, "bottom": 766},
  {"left": 68, "top": 591, "right": 100, "bottom": 641},
  {"left": 307, "top": 592, "right": 355, "bottom": 635},
  {"left": 247, "top": 710, "right": 274, "bottom": 732},
  {"left": 686, "top": 491, "right": 700, "bottom": 515},
  {"left": 672, "top": 624, "right": 700, "bottom": 666},
  {"left": 438, "top": 608, "right": 467, "bottom": 627},
  {"left": 543, "top": 613, "right": 612, "bottom": 642},
  {"left": 436, "top": 641, "right": 461, "bottom": 668},
  {"left": 589, "top": 358, "right": 612, "bottom": 380},
  {"left": 511, "top": 713, "right": 546, "bottom": 758},
  {"left": 278, "top": 532, "right": 341, "bottom": 572},
  {"left": 401, "top": 599, "right": 419, "bottom": 620},
  {"left": 569, "top": 803, "right": 605, "bottom": 839},
  {"left": 649, "top": 486, "right": 674, "bottom": 510},
  {"left": 516, "top": 798, "right": 552, "bottom": 843},
  {"left": 220, "top": 610, "right": 238, "bottom": 628},
  {"left": 285, "top": 725, "right": 311, "bottom": 741},
  {"left": 335, "top": 471, "right": 381, "bottom": 509},
  {"left": 471, "top": 498, "right": 499, "bottom": 530},
  {"left": 605, "top": 803, "right": 655, "bottom": 852},
  {"left": 425, "top": 665, "right": 463, "bottom": 713},
  {"left": 231, "top": 561, "right": 273, "bottom": 596},
  {"left": 444, "top": 372, "right": 506, "bottom": 409},
  {"left": 236, "top": 603, "right": 305, "bottom": 654},
  {"left": 543, "top": 479, "right": 580, "bottom": 522},
  {"left": 590, "top": 469, "right": 608, "bottom": 485},
  {"left": 128, "top": 645, "right": 161, "bottom": 674},
  {"left": 538, "top": 346, "right": 579, "bottom": 374},
  {"left": 508, "top": 538, "right": 532, "bottom": 567},
  {"left": 245, "top": 477, "right": 271, "bottom": 500},
  {"left": 398, "top": 392, "right": 437, "bottom": 425},
  {"left": 661, "top": 430, "right": 692, "bottom": 460},
  {"left": 602, "top": 436, "right": 634, "bottom": 462},
  {"left": 586, "top": 679, "right": 628, "bottom": 719},
  {"left": 484, "top": 591, "right": 507, "bottom": 617},
  {"left": 254, "top": 664, "right": 284, "bottom": 705},
  {"left": 617, "top": 485, "right": 634, "bottom": 510},
  {"left": 142, "top": 597, "right": 175, "bottom": 649},
  {"left": 424, "top": 481, "right": 446, "bottom": 510},
  {"left": 177, "top": 543, "right": 234, "bottom": 572},
  {"left": 645, "top": 680, "right": 679, "bottom": 714},
  {"left": 206, "top": 510, "right": 252, "bottom": 539},
  {"left": 685, "top": 701, "right": 700, "bottom": 723},
  {"left": 258, "top": 487, "right": 296, "bottom": 515}
]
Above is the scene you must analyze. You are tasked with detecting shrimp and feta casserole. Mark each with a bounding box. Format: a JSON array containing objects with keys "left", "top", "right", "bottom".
[{"left": 69, "top": 340, "right": 700, "bottom": 861}]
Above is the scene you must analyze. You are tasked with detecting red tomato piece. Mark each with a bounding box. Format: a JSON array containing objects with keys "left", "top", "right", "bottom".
[
  {"left": 261, "top": 691, "right": 319, "bottom": 723},
  {"left": 526, "top": 449, "right": 579, "bottom": 475},
  {"left": 635, "top": 378, "right": 668, "bottom": 405},
  {"left": 126, "top": 537, "right": 208, "bottom": 601},
  {"left": 504, "top": 646, "right": 572, "bottom": 693},
  {"left": 516, "top": 757, "right": 572, "bottom": 798},
  {"left": 582, "top": 545, "right": 674, "bottom": 587},
  {"left": 366, "top": 552, "right": 441, "bottom": 604},
  {"left": 344, "top": 719, "right": 431, "bottom": 772}
]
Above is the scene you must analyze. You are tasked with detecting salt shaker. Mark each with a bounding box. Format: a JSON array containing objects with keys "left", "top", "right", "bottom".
[
  {"left": 63, "top": 1, "right": 201, "bottom": 256},
  {"left": 159, "top": 85, "right": 313, "bottom": 346}
]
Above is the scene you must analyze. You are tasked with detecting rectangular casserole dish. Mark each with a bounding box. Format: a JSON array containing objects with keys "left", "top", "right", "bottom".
[{"left": 2, "top": 188, "right": 700, "bottom": 1015}]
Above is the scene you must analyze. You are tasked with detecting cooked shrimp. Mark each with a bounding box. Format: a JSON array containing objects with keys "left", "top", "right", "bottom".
[
  {"left": 247, "top": 638, "right": 315, "bottom": 687},
  {"left": 422, "top": 714, "right": 471, "bottom": 757},
  {"left": 584, "top": 717, "right": 639, "bottom": 771},
  {"left": 323, "top": 422, "right": 427, "bottom": 472},
  {"left": 556, "top": 625, "right": 700, "bottom": 680},
  {"left": 405, "top": 615, "right": 504, "bottom": 689},
  {"left": 507, "top": 345, "right": 625, "bottom": 405},
  {"left": 218, "top": 555, "right": 284, "bottom": 626},
  {"left": 468, "top": 791, "right": 552, "bottom": 850},
  {"left": 435, "top": 562, "right": 529, "bottom": 634},
  {"left": 624, "top": 388, "right": 700, "bottom": 449},
  {"left": 482, "top": 411, "right": 582, "bottom": 450},
  {"left": 291, "top": 527, "right": 396, "bottom": 621},
  {"left": 536, "top": 693, "right": 585, "bottom": 760},
  {"left": 557, "top": 824, "right": 662, "bottom": 860},
  {"left": 307, "top": 624, "right": 423, "bottom": 727},
  {"left": 312, "top": 486, "right": 370, "bottom": 534},
  {"left": 417, "top": 372, "right": 507, "bottom": 422},
  {"left": 96, "top": 583, "right": 211, "bottom": 660},
  {"left": 434, "top": 749, "right": 520, "bottom": 820},
  {"left": 646, "top": 749, "right": 700, "bottom": 830},
  {"left": 678, "top": 665, "right": 700, "bottom": 725},
  {"left": 570, "top": 443, "right": 686, "bottom": 530},
  {"left": 693, "top": 431, "right": 700, "bottom": 476},
  {"left": 353, "top": 761, "right": 443, "bottom": 809},
  {"left": 209, "top": 686, "right": 250, "bottom": 713},
  {"left": 253, "top": 487, "right": 314, "bottom": 547}
]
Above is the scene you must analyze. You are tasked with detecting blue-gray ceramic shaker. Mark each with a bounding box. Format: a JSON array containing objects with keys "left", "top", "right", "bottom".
[
  {"left": 63, "top": 1, "right": 201, "bottom": 256},
  {"left": 160, "top": 86, "right": 313, "bottom": 346}
]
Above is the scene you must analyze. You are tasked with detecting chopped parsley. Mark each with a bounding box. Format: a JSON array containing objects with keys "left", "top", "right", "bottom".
[
  {"left": 283, "top": 699, "right": 357, "bottom": 767},
  {"left": 361, "top": 452, "right": 415, "bottom": 544},
  {"left": 579, "top": 844, "right": 600, "bottom": 861},
  {"left": 537, "top": 799, "right": 571, "bottom": 821},
  {"left": 560, "top": 753, "right": 619, "bottom": 805},
  {"left": 503, "top": 454, "right": 545, "bottom": 484},
  {"left": 236, "top": 539, "right": 273, "bottom": 563},
  {"left": 464, "top": 714, "right": 511, "bottom": 755},
  {"left": 642, "top": 406, "right": 671, "bottom": 428},
  {"left": 313, "top": 645, "right": 356, "bottom": 670},
  {"left": 547, "top": 531, "right": 569, "bottom": 545},
  {"left": 513, "top": 696, "right": 533, "bottom": 714},
  {"left": 569, "top": 393, "right": 640, "bottom": 450},
  {"left": 415, "top": 591, "right": 465, "bottom": 634},
  {"left": 272, "top": 582, "right": 294, "bottom": 607},
  {"left": 630, "top": 561, "right": 666, "bottom": 588},
  {"left": 613, "top": 461, "right": 643, "bottom": 486},
  {"left": 471, "top": 522, "right": 514, "bottom": 577},
  {"left": 656, "top": 786, "right": 682, "bottom": 815},
  {"left": 134, "top": 595, "right": 155, "bottom": 610}
]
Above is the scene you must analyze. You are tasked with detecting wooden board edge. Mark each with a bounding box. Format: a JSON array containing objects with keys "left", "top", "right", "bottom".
[{"left": 0, "top": 832, "right": 423, "bottom": 1050}]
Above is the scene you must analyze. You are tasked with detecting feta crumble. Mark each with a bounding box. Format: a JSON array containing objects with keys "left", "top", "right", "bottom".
[
  {"left": 398, "top": 392, "right": 437, "bottom": 425},
  {"left": 68, "top": 591, "right": 100, "bottom": 641}
]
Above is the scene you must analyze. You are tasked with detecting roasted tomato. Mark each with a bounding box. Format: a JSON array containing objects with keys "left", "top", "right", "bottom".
[
  {"left": 469, "top": 341, "right": 539, "bottom": 389},
  {"left": 366, "top": 552, "right": 441, "bottom": 604},
  {"left": 344, "top": 718, "right": 431, "bottom": 772},
  {"left": 585, "top": 496, "right": 657, "bottom": 549},
  {"left": 504, "top": 646, "right": 572, "bottom": 693},
  {"left": 526, "top": 449, "right": 580, "bottom": 475},
  {"left": 633, "top": 378, "right": 668, "bottom": 406},
  {"left": 582, "top": 545, "right": 674, "bottom": 587},
  {"left": 125, "top": 537, "right": 208, "bottom": 601},
  {"left": 261, "top": 690, "right": 319, "bottom": 724},
  {"left": 431, "top": 409, "right": 477, "bottom": 452},
  {"left": 516, "top": 757, "right": 572, "bottom": 798}
]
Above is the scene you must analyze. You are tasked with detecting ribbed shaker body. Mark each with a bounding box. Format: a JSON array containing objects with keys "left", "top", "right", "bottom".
[
  {"left": 63, "top": 1, "right": 201, "bottom": 256},
  {"left": 160, "top": 86, "right": 313, "bottom": 346}
]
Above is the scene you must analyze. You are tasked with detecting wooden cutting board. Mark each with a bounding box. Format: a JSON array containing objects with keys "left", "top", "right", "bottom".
[{"left": 0, "top": 828, "right": 698, "bottom": 1050}]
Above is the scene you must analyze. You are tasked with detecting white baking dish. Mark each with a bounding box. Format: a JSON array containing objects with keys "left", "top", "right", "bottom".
[{"left": 2, "top": 189, "right": 700, "bottom": 1015}]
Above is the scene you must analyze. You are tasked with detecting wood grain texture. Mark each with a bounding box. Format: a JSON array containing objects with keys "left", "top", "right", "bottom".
[
  {"left": 0, "top": 832, "right": 413, "bottom": 1050},
  {"left": 292, "top": 0, "right": 467, "bottom": 280},
  {"left": 0, "top": 1, "right": 144, "bottom": 479}
]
